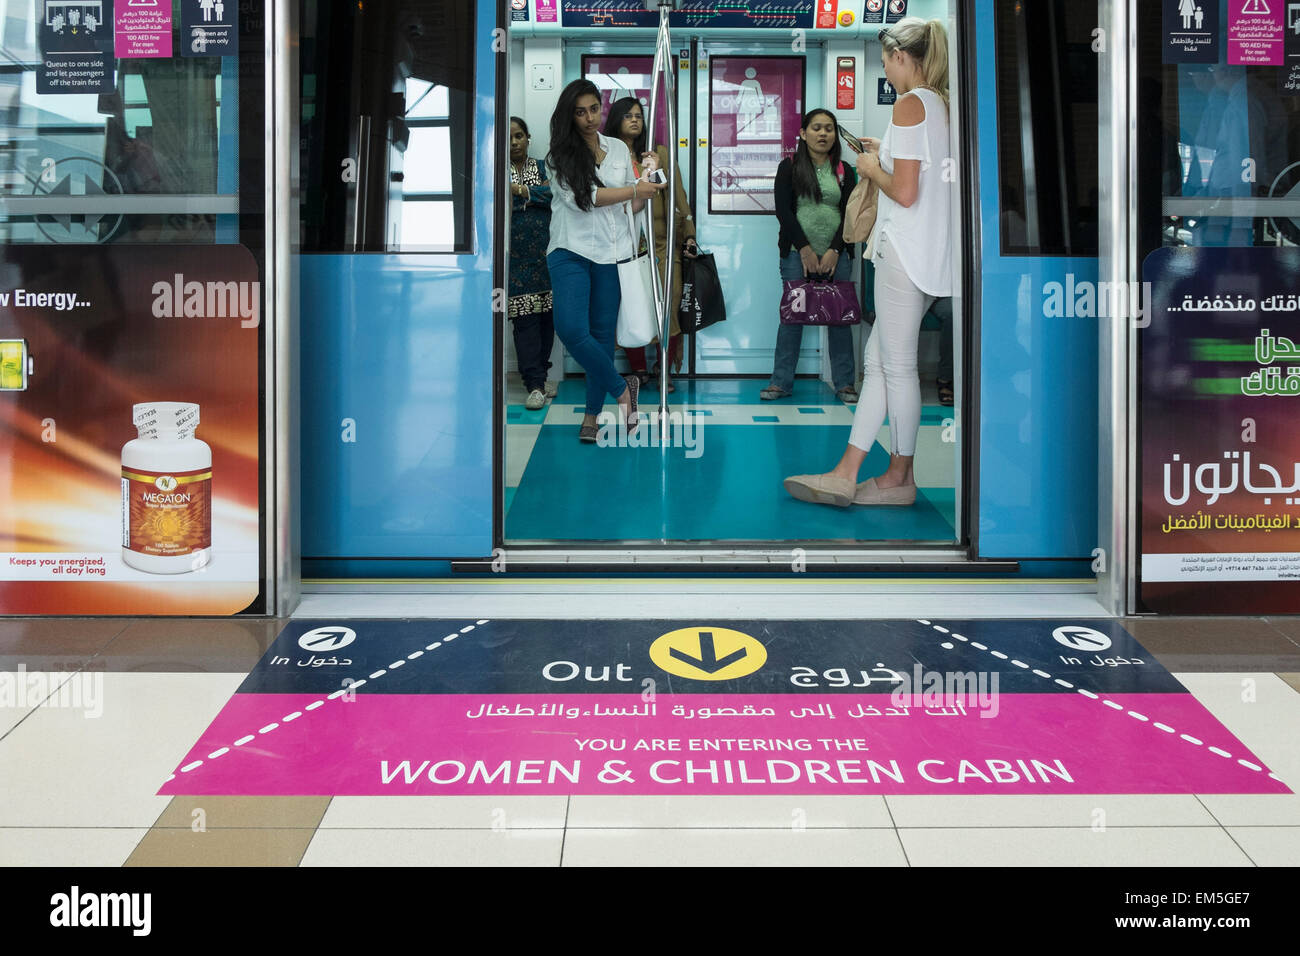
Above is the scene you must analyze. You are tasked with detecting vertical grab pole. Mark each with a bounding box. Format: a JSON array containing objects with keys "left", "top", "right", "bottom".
[{"left": 645, "top": 0, "right": 676, "bottom": 428}]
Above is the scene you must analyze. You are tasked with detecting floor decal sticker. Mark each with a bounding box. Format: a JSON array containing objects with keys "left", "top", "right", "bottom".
[{"left": 160, "top": 619, "right": 1290, "bottom": 796}]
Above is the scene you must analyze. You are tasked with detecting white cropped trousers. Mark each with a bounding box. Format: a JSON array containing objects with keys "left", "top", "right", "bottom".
[{"left": 847, "top": 234, "right": 936, "bottom": 458}]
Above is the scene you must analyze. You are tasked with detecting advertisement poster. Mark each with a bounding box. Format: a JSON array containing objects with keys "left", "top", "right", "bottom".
[
  {"left": 709, "top": 57, "right": 804, "bottom": 213},
  {"left": 0, "top": 245, "right": 262, "bottom": 615},
  {"left": 1139, "top": 246, "right": 1300, "bottom": 613},
  {"left": 161, "top": 619, "right": 1286, "bottom": 796},
  {"left": 114, "top": 0, "right": 171, "bottom": 58},
  {"left": 180, "top": 0, "right": 236, "bottom": 56},
  {"left": 1229, "top": 0, "right": 1283, "bottom": 65},
  {"left": 1163, "top": 0, "right": 1220, "bottom": 64},
  {"left": 37, "top": 0, "right": 116, "bottom": 95}
]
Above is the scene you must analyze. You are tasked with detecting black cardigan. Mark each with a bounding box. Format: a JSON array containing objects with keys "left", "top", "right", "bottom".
[{"left": 773, "top": 157, "right": 856, "bottom": 258}]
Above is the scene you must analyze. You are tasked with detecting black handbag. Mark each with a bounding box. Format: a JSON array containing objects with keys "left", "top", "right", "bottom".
[{"left": 678, "top": 252, "right": 727, "bottom": 334}]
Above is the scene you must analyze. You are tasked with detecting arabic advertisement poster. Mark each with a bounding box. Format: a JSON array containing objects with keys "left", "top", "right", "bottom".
[
  {"left": 159, "top": 619, "right": 1286, "bottom": 797},
  {"left": 37, "top": 0, "right": 117, "bottom": 94},
  {"left": 0, "top": 245, "right": 263, "bottom": 614},
  {"left": 1139, "top": 246, "right": 1300, "bottom": 613}
]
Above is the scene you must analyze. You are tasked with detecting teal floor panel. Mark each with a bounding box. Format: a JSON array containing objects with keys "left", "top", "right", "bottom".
[{"left": 506, "top": 422, "right": 957, "bottom": 542}]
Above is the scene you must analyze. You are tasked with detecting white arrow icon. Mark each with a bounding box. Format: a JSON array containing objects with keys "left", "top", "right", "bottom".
[
  {"left": 1052, "top": 625, "right": 1113, "bottom": 652},
  {"left": 298, "top": 626, "right": 357, "bottom": 652}
]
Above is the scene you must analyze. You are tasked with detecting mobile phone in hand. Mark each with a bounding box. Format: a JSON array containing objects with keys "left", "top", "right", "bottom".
[
  {"left": 648, "top": 168, "right": 668, "bottom": 185},
  {"left": 837, "top": 125, "right": 865, "bottom": 154}
]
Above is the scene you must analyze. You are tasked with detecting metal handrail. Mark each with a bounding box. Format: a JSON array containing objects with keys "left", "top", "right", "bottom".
[{"left": 645, "top": 0, "right": 676, "bottom": 428}]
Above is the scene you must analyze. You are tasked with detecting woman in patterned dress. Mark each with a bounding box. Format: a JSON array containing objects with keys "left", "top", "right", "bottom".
[{"left": 509, "top": 116, "right": 555, "bottom": 410}]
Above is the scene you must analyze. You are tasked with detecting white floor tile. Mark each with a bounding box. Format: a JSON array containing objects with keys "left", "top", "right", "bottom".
[
  {"left": 319, "top": 796, "right": 567, "bottom": 829},
  {"left": 1176, "top": 673, "right": 1300, "bottom": 787},
  {"left": 886, "top": 794, "right": 1219, "bottom": 829},
  {"left": 296, "top": 586, "right": 1109, "bottom": 620},
  {"left": 1224, "top": 826, "right": 1300, "bottom": 866},
  {"left": 566, "top": 795, "right": 891, "bottom": 829},
  {"left": 561, "top": 827, "right": 907, "bottom": 867},
  {"left": 899, "top": 827, "right": 1254, "bottom": 867},
  {"left": 0, "top": 670, "right": 70, "bottom": 739},
  {"left": 300, "top": 828, "right": 563, "bottom": 866},
  {"left": 1196, "top": 794, "right": 1300, "bottom": 827},
  {"left": 0, "top": 828, "right": 148, "bottom": 866},
  {"left": 0, "top": 673, "right": 244, "bottom": 827}
]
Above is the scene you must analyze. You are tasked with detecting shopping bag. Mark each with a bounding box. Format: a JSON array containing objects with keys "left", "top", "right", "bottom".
[
  {"left": 616, "top": 205, "right": 658, "bottom": 348},
  {"left": 842, "top": 176, "right": 879, "bottom": 245},
  {"left": 778, "top": 278, "right": 861, "bottom": 326},
  {"left": 678, "top": 251, "right": 727, "bottom": 334}
]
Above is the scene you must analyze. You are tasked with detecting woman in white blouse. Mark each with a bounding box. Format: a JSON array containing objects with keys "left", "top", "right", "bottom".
[
  {"left": 784, "top": 18, "right": 952, "bottom": 507},
  {"left": 546, "top": 79, "right": 668, "bottom": 443}
]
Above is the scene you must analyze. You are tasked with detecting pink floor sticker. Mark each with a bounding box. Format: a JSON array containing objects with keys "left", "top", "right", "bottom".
[{"left": 161, "top": 692, "right": 1289, "bottom": 796}]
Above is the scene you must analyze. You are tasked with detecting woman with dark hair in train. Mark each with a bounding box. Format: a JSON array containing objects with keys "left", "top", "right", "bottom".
[
  {"left": 784, "top": 17, "right": 953, "bottom": 507},
  {"left": 603, "top": 96, "right": 698, "bottom": 393},
  {"left": 508, "top": 116, "right": 555, "bottom": 411},
  {"left": 763, "top": 107, "right": 859, "bottom": 404},
  {"left": 546, "top": 79, "right": 668, "bottom": 442}
]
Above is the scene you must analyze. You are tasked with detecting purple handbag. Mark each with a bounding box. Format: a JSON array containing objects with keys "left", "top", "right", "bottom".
[{"left": 779, "top": 278, "right": 861, "bottom": 326}]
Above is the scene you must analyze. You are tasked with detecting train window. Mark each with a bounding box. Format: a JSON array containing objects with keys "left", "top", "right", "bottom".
[
  {"left": 709, "top": 56, "right": 805, "bottom": 214},
  {"left": 0, "top": 29, "right": 233, "bottom": 244},
  {"left": 993, "top": 0, "right": 1099, "bottom": 256},
  {"left": 300, "top": 0, "right": 474, "bottom": 253}
]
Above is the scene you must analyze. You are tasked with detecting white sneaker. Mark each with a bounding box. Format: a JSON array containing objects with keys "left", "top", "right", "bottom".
[
  {"left": 525, "top": 389, "right": 546, "bottom": 410},
  {"left": 543, "top": 380, "right": 558, "bottom": 398}
]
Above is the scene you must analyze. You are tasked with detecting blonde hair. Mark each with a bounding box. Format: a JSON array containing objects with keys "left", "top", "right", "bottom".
[{"left": 880, "top": 17, "right": 949, "bottom": 110}]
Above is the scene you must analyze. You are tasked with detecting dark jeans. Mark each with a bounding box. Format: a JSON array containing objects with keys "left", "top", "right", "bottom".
[
  {"left": 511, "top": 310, "right": 554, "bottom": 393},
  {"left": 770, "top": 250, "right": 856, "bottom": 392},
  {"left": 546, "top": 248, "right": 628, "bottom": 415}
]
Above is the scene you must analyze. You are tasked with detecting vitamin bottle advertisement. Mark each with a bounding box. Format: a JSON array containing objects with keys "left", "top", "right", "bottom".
[{"left": 0, "top": 245, "right": 262, "bottom": 614}]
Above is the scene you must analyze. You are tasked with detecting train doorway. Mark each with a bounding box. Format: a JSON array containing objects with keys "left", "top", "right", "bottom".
[{"left": 502, "top": 7, "right": 966, "bottom": 558}]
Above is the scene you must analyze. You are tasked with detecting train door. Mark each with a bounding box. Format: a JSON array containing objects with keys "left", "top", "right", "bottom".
[
  {"left": 299, "top": 0, "right": 497, "bottom": 575},
  {"left": 502, "top": 8, "right": 965, "bottom": 555}
]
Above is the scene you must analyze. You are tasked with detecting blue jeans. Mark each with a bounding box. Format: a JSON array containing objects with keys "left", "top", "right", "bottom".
[
  {"left": 547, "top": 248, "right": 628, "bottom": 415},
  {"left": 770, "top": 250, "right": 856, "bottom": 392}
]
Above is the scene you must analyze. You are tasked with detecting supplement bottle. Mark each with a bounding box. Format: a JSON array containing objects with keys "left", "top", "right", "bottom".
[{"left": 121, "top": 402, "right": 212, "bottom": 573}]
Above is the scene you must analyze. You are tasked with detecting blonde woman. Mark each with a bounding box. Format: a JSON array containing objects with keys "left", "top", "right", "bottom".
[{"left": 784, "top": 17, "right": 952, "bottom": 507}]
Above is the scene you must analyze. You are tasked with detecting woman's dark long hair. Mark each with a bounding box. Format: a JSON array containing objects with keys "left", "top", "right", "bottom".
[
  {"left": 791, "top": 108, "right": 842, "bottom": 203},
  {"left": 547, "top": 79, "right": 604, "bottom": 212},
  {"left": 603, "top": 96, "right": 647, "bottom": 158}
]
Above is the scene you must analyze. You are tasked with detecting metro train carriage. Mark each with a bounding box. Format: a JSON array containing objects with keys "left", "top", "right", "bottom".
[{"left": 299, "top": 0, "right": 1101, "bottom": 580}]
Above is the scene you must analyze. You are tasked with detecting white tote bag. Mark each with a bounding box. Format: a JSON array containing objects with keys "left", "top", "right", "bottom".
[{"left": 616, "top": 203, "right": 659, "bottom": 349}]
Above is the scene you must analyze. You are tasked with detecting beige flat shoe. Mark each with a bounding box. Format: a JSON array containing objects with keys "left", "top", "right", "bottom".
[
  {"left": 784, "top": 473, "right": 856, "bottom": 508},
  {"left": 853, "top": 478, "right": 917, "bottom": 506}
]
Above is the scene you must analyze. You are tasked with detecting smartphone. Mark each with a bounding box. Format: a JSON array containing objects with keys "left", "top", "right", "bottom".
[
  {"left": 648, "top": 168, "right": 668, "bottom": 185},
  {"left": 837, "top": 124, "right": 865, "bottom": 154}
]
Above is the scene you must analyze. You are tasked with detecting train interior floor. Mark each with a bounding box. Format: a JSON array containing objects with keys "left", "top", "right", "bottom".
[
  {"left": 2, "top": 601, "right": 1299, "bottom": 867},
  {"left": 504, "top": 374, "right": 957, "bottom": 543}
]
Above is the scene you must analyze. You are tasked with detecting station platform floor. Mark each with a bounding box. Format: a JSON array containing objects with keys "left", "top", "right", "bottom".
[{"left": 2, "top": 585, "right": 1299, "bottom": 868}]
